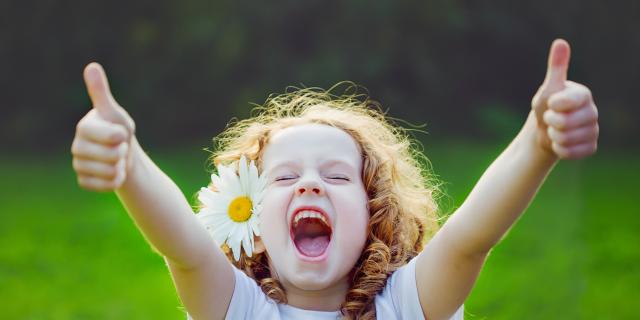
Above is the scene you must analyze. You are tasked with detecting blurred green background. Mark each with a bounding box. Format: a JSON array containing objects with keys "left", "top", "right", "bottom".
[{"left": 1, "top": 0, "right": 638, "bottom": 319}]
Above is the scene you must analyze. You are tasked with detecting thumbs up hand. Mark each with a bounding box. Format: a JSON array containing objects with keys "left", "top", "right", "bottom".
[
  {"left": 71, "top": 63, "right": 137, "bottom": 191},
  {"left": 531, "top": 39, "right": 599, "bottom": 160}
]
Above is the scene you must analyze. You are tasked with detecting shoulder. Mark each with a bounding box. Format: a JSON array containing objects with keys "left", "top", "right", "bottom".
[
  {"left": 187, "top": 266, "right": 280, "bottom": 320},
  {"left": 227, "top": 266, "right": 280, "bottom": 318},
  {"left": 375, "top": 254, "right": 465, "bottom": 320},
  {"left": 375, "top": 255, "right": 421, "bottom": 319}
]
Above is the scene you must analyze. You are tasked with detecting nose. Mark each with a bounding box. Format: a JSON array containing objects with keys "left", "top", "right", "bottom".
[{"left": 295, "top": 176, "right": 324, "bottom": 196}]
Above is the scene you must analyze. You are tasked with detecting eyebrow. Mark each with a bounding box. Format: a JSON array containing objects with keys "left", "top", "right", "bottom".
[
  {"left": 267, "top": 161, "right": 301, "bottom": 172},
  {"left": 320, "top": 159, "right": 358, "bottom": 171},
  {"left": 267, "top": 159, "right": 358, "bottom": 172}
]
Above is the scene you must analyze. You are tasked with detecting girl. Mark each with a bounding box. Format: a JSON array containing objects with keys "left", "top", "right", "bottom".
[{"left": 70, "top": 39, "right": 599, "bottom": 319}]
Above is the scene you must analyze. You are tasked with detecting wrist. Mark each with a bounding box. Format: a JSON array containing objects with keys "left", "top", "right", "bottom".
[
  {"left": 516, "top": 111, "right": 559, "bottom": 167},
  {"left": 117, "top": 136, "right": 145, "bottom": 192}
]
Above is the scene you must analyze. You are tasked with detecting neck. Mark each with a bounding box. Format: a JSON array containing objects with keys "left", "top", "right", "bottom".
[{"left": 280, "top": 275, "right": 350, "bottom": 312}]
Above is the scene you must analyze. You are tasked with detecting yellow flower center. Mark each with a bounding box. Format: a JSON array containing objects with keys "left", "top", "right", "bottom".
[{"left": 228, "top": 196, "right": 253, "bottom": 222}]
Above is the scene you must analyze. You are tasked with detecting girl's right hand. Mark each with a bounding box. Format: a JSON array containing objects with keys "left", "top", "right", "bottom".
[{"left": 71, "top": 62, "right": 137, "bottom": 192}]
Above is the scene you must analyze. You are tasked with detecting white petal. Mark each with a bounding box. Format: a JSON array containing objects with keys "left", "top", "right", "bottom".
[
  {"left": 249, "top": 224, "right": 256, "bottom": 246},
  {"left": 219, "top": 164, "right": 242, "bottom": 197},
  {"left": 200, "top": 212, "right": 225, "bottom": 227},
  {"left": 252, "top": 189, "right": 266, "bottom": 208},
  {"left": 250, "top": 185, "right": 266, "bottom": 212},
  {"left": 255, "top": 176, "right": 269, "bottom": 202},
  {"left": 242, "top": 226, "right": 253, "bottom": 257},
  {"left": 258, "top": 171, "right": 268, "bottom": 190},
  {"left": 239, "top": 156, "right": 250, "bottom": 195},
  {"left": 246, "top": 160, "right": 264, "bottom": 197},
  {"left": 198, "top": 188, "right": 229, "bottom": 210},
  {"left": 210, "top": 173, "right": 224, "bottom": 191},
  {"left": 249, "top": 160, "right": 259, "bottom": 182},
  {"left": 228, "top": 237, "right": 242, "bottom": 261},
  {"left": 251, "top": 203, "right": 262, "bottom": 216},
  {"left": 227, "top": 226, "right": 245, "bottom": 261},
  {"left": 198, "top": 211, "right": 228, "bottom": 228},
  {"left": 249, "top": 182, "right": 260, "bottom": 204},
  {"left": 214, "top": 165, "right": 232, "bottom": 191},
  {"left": 211, "top": 220, "right": 233, "bottom": 245},
  {"left": 250, "top": 215, "right": 261, "bottom": 237},
  {"left": 197, "top": 202, "right": 227, "bottom": 216},
  {"left": 197, "top": 187, "right": 215, "bottom": 201},
  {"left": 229, "top": 223, "right": 246, "bottom": 246}
]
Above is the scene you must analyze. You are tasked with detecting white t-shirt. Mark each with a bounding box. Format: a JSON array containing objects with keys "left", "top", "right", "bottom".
[{"left": 187, "top": 253, "right": 464, "bottom": 319}]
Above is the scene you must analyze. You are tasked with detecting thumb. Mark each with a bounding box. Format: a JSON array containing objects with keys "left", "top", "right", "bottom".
[
  {"left": 542, "top": 39, "right": 571, "bottom": 93},
  {"left": 84, "top": 62, "right": 117, "bottom": 115},
  {"left": 83, "top": 62, "right": 135, "bottom": 133}
]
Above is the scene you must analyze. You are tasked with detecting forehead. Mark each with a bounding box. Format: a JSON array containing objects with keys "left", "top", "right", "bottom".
[{"left": 262, "top": 123, "right": 362, "bottom": 171}]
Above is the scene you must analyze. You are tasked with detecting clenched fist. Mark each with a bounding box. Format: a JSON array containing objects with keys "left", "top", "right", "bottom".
[
  {"left": 532, "top": 39, "right": 599, "bottom": 159},
  {"left": 71, "top": 63, "right": 136, "bottom": 191}
]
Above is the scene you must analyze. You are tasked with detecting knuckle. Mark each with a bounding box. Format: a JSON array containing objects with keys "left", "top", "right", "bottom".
[
  {"left": 126, "top": 118, "right": 136, "bottom": 135},
  {"left": 108, "top": 179, "right": 120, "bottom": 190},
  {"left": 552, "top": 142, "right": 563, "bottom": 156},
  {"left": 76, "top": 119, "right": 87, "bottom": 133},
  {"left": 76, "top": 118, "right": 96, "bottom": 136},
  {"left": 583, "top": 86, "right": 593, "bottom": 100},
  {"left": 110, "top": 147, "right": 124, "bottom": 161},
  {"left": 77, "top": 176, "right": 89, "bottom": 188},
  {"left": 543, "top": 110, "right": 556, "bottom": 126},
  {"left": 97, "top": 178, "right": 115, "bottom": 191},
  {"left": 110, "top": 125, "right": 126, "bottom": 140},
  {"left": 590, "top": 106, "right": 599, "bottom": 122},
  {"left": 582, "top": 106, "right": 597, "bottom": 121},
  {"left": 72, "top": 158, "right": 81, "bottom": 171},
  {"left": 553, "top": 93, "right": 569, "bottom": 105},
  {"left": 100, "top": 146, "right": 119, "bottom": 162},
  {"left": 547, "top": 127, "right": 561, "bottom": 143},
  {"left": 555, "top": 131, "right": 568, "bottom": 145},
  {"left": 531, "top": 90, "right": 545, "bottom": 108},
  {"left": 105, "top": 166, "right": 118, "bottom": 179},
  {"left": 555, "top": 144, "right": 571, "bottom": 159},
  {"left": 546, "top": 126, "right": 554, "bottom": 138},
  {"left": 70, "top": 139, "right": 82, "bottom": 156}
]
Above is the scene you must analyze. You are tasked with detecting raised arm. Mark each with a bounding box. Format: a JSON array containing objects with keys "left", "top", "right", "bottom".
[
  {"left": 415, "top": 40, "right": 599, "bottom": 319},
  {"left": 71, "top": 63, "right": 234, "bottom": 319}
]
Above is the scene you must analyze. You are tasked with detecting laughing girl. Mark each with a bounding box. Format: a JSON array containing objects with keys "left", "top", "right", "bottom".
[{"left": 70, "top": 39, "right": 599, "bottom": 319}]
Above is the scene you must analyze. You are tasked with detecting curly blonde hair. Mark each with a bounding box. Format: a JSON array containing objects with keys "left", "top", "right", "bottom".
[{"left": 201, "top": 83, "right": 442, "bottom": 319}]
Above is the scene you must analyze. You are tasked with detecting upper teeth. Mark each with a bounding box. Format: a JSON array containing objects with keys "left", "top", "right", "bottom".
[{"left": 293, "top": 210, "right": 328, "bottom": 228}]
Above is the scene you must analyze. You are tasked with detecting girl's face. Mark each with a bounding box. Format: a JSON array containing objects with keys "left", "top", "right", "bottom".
[{"left": 259, "top": 123, "right": 369, "bottom": 291}]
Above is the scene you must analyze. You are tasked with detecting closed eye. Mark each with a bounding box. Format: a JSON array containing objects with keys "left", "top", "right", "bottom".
[
  {"left": 328, "top": 176, "right": 350, "bottom": 181},
  {"left": 275, "top": 176, "right": 296, "bottom": 181}
]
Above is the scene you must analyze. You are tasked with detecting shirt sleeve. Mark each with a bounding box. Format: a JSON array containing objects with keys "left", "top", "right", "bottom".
[
  {"left": 224, "top": 266, "right": 278, "bottom": 319},
  {"left": 186, "top": 266, "right": 278, "bottom": 320},
  {"left": 377, "top": 253, "right": 465, "bottom": 319}
]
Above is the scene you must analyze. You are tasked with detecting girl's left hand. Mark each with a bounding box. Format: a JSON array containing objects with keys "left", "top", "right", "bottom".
[{"left": 531, "top": 39, "right": 599, "bottom": 160}]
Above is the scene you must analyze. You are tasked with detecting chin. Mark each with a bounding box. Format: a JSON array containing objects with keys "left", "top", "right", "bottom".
[{"left": 288, "top": 270, "right": 335, "bottom": 291}]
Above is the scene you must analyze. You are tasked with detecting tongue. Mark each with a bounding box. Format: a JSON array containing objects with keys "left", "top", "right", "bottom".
[{"left": 296, "top": 235, "right": 330, "bottom": 257}]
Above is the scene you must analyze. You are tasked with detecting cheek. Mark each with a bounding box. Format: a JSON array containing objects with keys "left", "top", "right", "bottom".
[
  {"left": 258, "top": 189, "right": 290, "bottom": 244},
  {"left": 334, "top": 189, "right": 369, "bottom": 242}
]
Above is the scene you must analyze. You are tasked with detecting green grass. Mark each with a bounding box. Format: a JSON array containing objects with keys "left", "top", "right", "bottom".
[{"left": 0, "top": 143, "right": 638, "bottom": 319}]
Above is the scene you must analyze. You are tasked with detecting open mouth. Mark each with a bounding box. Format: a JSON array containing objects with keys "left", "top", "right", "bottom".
[{"left": 290, "top": 209, "right": 332, "bottom": 258}]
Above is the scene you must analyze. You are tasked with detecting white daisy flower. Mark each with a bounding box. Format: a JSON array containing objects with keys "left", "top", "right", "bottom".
[{"left": 197, "top": 155, "right": 267, "bottom": 261}]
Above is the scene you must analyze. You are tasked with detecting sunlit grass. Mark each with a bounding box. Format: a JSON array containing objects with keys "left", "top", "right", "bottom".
[{"left": 0, "top": 143, "right": 637, "bottom": 319}]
